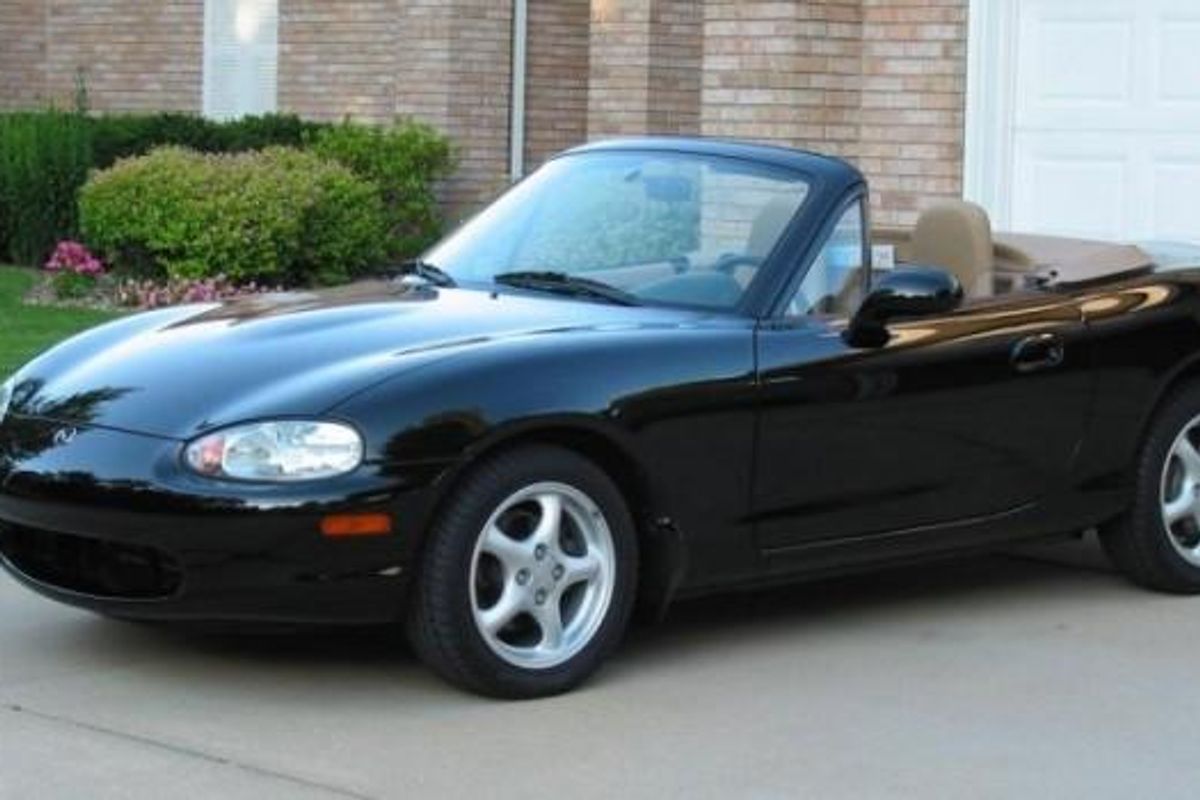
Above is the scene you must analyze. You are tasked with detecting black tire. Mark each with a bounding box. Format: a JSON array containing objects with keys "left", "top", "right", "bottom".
[
  {"left": 1100, "top": 381, "right": 1200, "bottom": 593},
  {"left": 406, "top": 445, "right": 638, "bottom": 698}
]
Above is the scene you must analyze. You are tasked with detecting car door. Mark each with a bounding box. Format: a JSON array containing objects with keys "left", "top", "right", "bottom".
[{"left": 752, "top": 200, "right": 1092, "bottom": 558}]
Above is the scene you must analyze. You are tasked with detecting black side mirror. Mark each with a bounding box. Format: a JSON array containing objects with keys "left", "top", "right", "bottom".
[{"left": 846, "top": 266, "right": 963, "bottom": 348}]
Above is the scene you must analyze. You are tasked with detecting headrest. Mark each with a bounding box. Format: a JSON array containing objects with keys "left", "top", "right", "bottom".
[
  {"left": 912, "top": 200, "right": 994, "bottom": 295},
  {"left": 748, "top": 196, "right": 801, "bottom": 258}
]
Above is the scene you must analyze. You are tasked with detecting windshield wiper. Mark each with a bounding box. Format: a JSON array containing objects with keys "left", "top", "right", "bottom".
[
  {"left": 387, "top": 258, "right": 457, "bottom": 288},
  {"left": 493, "top": 271, "right": 641, "bottom": 306}
]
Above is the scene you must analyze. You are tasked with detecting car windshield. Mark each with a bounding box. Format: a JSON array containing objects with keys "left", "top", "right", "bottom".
[{"left": 424, "top": 150, "right": 811, "bottom": 310}]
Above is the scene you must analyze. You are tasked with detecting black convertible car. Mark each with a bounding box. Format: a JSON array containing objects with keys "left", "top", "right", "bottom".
[{"left": 3, "top": 138, "right": 1200, "bottom": 698}]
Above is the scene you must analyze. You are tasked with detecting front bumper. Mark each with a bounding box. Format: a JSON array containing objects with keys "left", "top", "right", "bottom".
[{"left": 0, "top": 416, "right": 444, "bottom": 624}]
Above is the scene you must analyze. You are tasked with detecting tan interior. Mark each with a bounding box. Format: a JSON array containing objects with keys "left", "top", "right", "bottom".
[
  {"left": 874, "top": 201, "right": 1155, "bottom": 297},
  {"left": 910, "top": 200, "right": 995, "bottom": 296}
]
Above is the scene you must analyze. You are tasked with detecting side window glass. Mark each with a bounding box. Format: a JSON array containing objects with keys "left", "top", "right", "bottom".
[{"left": 786, "top": 201, "right": 866, "bottom": 318}]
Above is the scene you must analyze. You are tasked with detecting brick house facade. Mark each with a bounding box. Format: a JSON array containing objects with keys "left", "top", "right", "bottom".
[{"left": 0, "top": 0, "right": 967, "bottom": 225}]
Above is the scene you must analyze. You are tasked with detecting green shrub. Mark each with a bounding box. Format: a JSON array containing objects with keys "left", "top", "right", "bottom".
[
  {"left": 0, "top": 110, "right": 334, "bottom": 266},
  {"left": 219, "top": 114, "right": 326, "bottom": 153},
  {"left": 51, "top": 271, "right": 95, "bottom": 300},
  {"left": 308, "top": 119, "right": 454, "bottom": 257},
  {"left": 0, "top": 111, "right": 92, "bottom": 265},
  {"left": 80, "top": 146, "right": 387, "bottom": 285},
  {"left": 89, "top": 113, "right": 328, "bottom": 169},
  {"left": 89, "top": 113, "right": 215, "bottom": 169},
  {"left": 0, "top": 110, "right": 454, "bottom": 281}
]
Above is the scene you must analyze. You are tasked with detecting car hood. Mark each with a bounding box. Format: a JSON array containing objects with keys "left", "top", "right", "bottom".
[{"left": 8, "top": 282, "right": 709, "bottom": 439}]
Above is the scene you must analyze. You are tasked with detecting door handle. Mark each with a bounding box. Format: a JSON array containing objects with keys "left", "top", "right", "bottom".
[{"left": 1011, "top": 332, "right": 1065, "bottom": 373}]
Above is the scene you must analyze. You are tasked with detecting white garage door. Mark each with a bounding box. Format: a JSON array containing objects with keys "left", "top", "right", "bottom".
[{"left": 966, "top": 0, "right": 1200, "bottom": 242}]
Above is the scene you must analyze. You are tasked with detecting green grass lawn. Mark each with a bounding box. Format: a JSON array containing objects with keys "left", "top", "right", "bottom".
[{"left": 0, "top": 266, "right": 119, "bottom": 378}]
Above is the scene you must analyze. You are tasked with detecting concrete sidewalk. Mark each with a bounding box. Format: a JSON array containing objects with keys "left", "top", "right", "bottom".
[{"left": 1, "top": 536, "right": 1193, "bottom": 799}]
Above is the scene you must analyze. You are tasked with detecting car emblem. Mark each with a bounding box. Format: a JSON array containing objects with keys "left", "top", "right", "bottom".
[{"left": 52, "top": 427, "right": 79, "bottom": 446}]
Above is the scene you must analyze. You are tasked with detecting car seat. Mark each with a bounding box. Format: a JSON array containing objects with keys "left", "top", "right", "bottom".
[{"left": 910, "top": 200, "right": 994, "bottom": 297}]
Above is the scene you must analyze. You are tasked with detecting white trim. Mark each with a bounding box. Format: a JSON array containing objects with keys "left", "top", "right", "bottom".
[
  {"left": 508, "top": 0, "right": 529, "bottom": 182},
  {"left": 202, "top": 0, "right": 218, "bottom": 118},
  {"left": 964, "top": 0, "right": 1020, "bottom": 228},
  {"left": 202, "top": 0, "right": 279, "bottom": 121}
]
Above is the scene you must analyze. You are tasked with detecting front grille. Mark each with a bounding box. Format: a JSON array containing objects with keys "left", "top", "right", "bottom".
[{"left": 0, "top": 525, "right": 182, "bottom": 599}]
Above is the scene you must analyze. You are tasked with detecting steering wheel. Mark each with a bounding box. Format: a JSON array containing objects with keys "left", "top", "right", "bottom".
[
  {"left": 714, "top": 253, "right": 764, "bottom": 276},
  {"left": 669, "top": 256, "right": 691, "bottom": 275}
]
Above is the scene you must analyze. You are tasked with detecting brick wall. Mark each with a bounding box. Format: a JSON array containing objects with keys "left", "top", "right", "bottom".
[
  {"left": 860, "top": 0, "right": 968, "bottom": 226},
  {"left": 0, "top": 0, "right": 47, "bottom": 110},
  {"left": 1, "top": 1, "right": 205, "bottom": 112},
  {"left": 525, "top": 0, "right": 590, "bottom": 169},
  {"left": 393, "top": 0, "right": 513, "bottom": 213},
  {"left": 699, "top": 0, "right": 967, "bottom": 227},
  {"left": 0, "top": 0, "right": 970, "bottom": 225},
  {"left": 394, "top": 0, "right": 456, "bottom": 128},
  {"left": 647, "top": 0, "right": 702, "bottom": 135},
  {"left": 587, "top": 0, "right": 702, "bottom": 138},
  {"left": 700, "top": 1, "right": 862, "bottom": 154},
  {"left": 445, "top": 1, "right": 513, "bottom": 211},
  {"left": 279, "top": 0, "right": 398, "bottom": 123},
  {"left": 44, "top": 1, "right": 203, "bottom": 113},
  {"left": 587, "top": 0, "right": 653, "bottom": 137}
]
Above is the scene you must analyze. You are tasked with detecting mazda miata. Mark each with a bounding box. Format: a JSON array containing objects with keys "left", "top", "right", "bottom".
[{"left": 3, "top": 138, "right": 1200, "bottom": 697}]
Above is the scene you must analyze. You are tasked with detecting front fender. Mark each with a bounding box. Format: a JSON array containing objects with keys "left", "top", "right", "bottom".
[
  {"left": 331, "top": 323, "right": 756, "bottom": 466},
  {"left": 330, "top": 322, "right": 761, "bottom": 592}
]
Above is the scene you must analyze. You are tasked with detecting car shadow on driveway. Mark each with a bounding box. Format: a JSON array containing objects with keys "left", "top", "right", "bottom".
[
  {"left": 29, "top": 534, "right": 1121, "bottom": 690},
  {"left": 617, "top": 536, "right": 1117, "bottom": 665},
  {"left": 8, "top": 534, "right": 1190, "bottom": 800}
]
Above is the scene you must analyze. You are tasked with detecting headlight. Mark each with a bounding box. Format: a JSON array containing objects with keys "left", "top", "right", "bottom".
[
  {"left": 0, "top": 378, "right": 13, "bottom": 424},
  {"left": 184, "top": 420, "right": 364, "bottom": 482}
]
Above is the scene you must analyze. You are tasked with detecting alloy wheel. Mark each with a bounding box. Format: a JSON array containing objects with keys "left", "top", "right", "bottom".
[
  {"left": 468, "top": 481, "right": 615, "bottom": 669},
  {"left": 1160, "top": 416, "right": 1200, "bottom": 566}
]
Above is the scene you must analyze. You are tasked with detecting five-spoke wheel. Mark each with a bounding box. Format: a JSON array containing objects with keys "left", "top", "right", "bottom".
[
  {"left": 408, "top": 446, "right": 637, "bottom": 698},
  {"left": 470, "top": 483, "right": 615, "bottom": 669},
  {"left": 1160, "top": 419, "right": 1200, "bottom": 565},
  {"left": 1103, "top": 383, "right": 1200, "bottom": 593}
]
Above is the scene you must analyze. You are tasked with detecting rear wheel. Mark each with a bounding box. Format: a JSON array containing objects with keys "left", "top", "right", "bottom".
[
  {"left": 407, "top": 446, "right": 637, "bottom": 698},
  {"left": 1101, "top": 383, "right": 1200, "bottom": 593}
]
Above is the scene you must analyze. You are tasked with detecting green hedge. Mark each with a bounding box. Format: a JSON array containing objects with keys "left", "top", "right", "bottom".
[
  {"left": 90, "top": 113, "right": 327, "bottom": 169},
  {"left": 0, "top": 110, "right": 454, "bottom": 272},
  {"left": 308, "top": 119, "right": 455, "bottom": 257},
  {"left": 0, "top": 111, "right": 328, "bottom": 267},
  {"left": 0, "top": 112, "right": 92, "bottom": 266},
  {"left": 80, "top": 147, "right": 388, "bottom": 286}
]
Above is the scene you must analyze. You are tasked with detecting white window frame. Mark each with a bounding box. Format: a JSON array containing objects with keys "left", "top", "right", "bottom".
[
  {"left": 963, "top": 0, "right": 1021, "bottom": 229},
  {"left": 202, "top": 0, "right": 279, "bottom": 120}
]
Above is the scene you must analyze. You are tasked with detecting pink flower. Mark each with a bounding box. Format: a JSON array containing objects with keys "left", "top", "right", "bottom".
[
  {"left": 115, "top": 275, "right": 284, "bottom": 310},
  {"left": 45, "top": 240, "right": 105, "bottom": 278}
]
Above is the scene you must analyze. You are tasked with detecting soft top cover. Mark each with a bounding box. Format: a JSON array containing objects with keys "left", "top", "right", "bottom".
[{"left": 994, "top": 233, "right": 1154, "bottom": 284}]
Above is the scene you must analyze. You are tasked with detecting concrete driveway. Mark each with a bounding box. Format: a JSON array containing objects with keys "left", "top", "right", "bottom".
[{"left": 1, "top": 535, "right": 1195, "bottom": 799}]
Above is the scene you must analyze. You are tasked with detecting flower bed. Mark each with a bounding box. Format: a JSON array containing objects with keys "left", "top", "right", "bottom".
[{"left": 29, "top": 241, "right": 282, "bottom": 311}]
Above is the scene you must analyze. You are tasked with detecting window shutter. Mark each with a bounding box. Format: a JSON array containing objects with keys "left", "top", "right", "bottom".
[
  {"left": 203, "top": 0, "right": 278, "bottom": 120},
  {"left": 248, "top": 0, "right": 278, "bottom": 117},
  {"left": 204, "top": 0, "right": 240, "bottom": 120}
]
